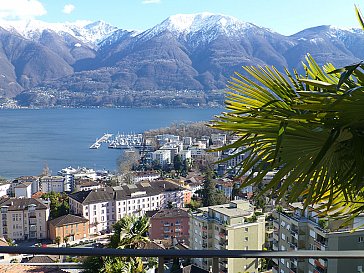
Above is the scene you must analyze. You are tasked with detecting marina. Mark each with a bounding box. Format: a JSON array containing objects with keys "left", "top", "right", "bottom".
[
  {"left": 89, "top": 133, "right": 113, "bottom": 149},
  {"left": 108, "top": 133, "right": 144, "bottom": 149}
]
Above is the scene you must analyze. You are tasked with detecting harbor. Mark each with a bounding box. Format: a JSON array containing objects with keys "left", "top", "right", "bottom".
[
  {"left": 108, "top": 133, "right": 144, "bottom": 149},
  {"left": 89, "top": 133, "right": 144, "bottom": 150},
  {"left": 89, "top": 133, "right": 113, "bottom": 149}
]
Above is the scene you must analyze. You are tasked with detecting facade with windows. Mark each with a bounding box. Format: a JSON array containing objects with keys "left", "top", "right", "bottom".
[
  {"left": 69, "top": 181, "right": 189, "bottom": 235},
  {"left": 189, "top": 200, "right": 265, "bottom": 273},
  {"left": 48, "top": 214, "right": 89, "bottom": 243},
  {"left": 149, "top": 208, "right": 190, "bottom": 244},
  {"left": 272, "top": 203, "right": 364, "bottom": 273},
  {"left": 40, "top": 176, "right": 66, "bottom": 193},
  {"left": 0, "top": 197, "right": 49, "bottom": 240}
]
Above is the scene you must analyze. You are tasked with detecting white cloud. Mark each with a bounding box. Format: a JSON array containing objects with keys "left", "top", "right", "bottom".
[
  {"left": 0, "top": 0, "right": 47, "bottom": 20},
  {"left": 142, "top": 0, "right": 161, "bottom": 4},
  {"left": 62, "top": 4, "right": 75, "bottom": 14}
]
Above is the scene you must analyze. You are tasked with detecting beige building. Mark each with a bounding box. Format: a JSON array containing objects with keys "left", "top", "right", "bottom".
[
  {"left": 272, "top": 203, "right": 364, "bottom": 273},
  {"left": 190, "top": 200, "right": 265, "bottom": 273},
  {"left": 48, "top": 214, "right": 89, "bottom": 244},
  {"left": 0, "top": 197, "right": 50, "bottom": 241}
]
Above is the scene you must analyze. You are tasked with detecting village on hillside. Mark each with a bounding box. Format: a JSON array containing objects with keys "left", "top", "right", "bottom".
[{"left": 0, "top": 124, "right": 361, "bottom": 273}]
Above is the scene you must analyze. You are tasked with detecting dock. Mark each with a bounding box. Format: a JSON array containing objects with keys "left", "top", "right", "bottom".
[{"left": 89, "top": 133, "right": 113, "bottom": 149}]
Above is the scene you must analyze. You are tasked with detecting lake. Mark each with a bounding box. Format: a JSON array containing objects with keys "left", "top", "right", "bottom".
[{"left": 0, "top": 108, "right": 222, "bottom": 179}]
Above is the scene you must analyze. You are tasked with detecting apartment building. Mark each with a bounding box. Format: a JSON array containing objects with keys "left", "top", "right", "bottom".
[
  {"left": 11, "top": 176, "right": 39, "bottom": 196},
  {"left": 272, "top": 203, "right": 364, "bottom": 273},
  {"left": 48, "top": 214, "right": 89, "bottom": 243},
  {"left": 152, "top": 150, "right": 172, "bottom": 168},
  {"left": 69, "top": 181, "right": 188, "bottom": 235},
  {"left": 149, "top": 208, "right": 190, "bottom": 244},
  {"left": 0, "top": 197, "right": 50, "bottom": 240},
  {"left": 190, "top": 200, "right": 265, "bottom": 273},
  {"left": 14, "top": 182, "right": 32, "bottom": 198},
  {"left": 40, "top": 176, "right": 66, "bottom": 193}
]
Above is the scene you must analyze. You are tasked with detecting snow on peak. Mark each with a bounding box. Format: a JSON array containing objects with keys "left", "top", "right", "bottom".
[
  {"left": 144, "top": 12, "right": 253, "bottom": 36},
  {"left": 139, "top": 12, "right": 257, "bottom": 45},
  {"left": 162, "top": 12, "right": 251, "bottom": 34},
  {"left": 0, "top": 19, "right": 118, "bottom": 46}
]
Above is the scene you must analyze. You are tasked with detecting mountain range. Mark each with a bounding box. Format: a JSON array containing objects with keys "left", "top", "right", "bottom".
[{"left": 0, "top": 13, "right": 364, "bottom": 107}]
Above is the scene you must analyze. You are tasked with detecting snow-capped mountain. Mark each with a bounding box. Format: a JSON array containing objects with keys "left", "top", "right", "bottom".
[
  {"left": 139, "top": 12, "right": 268, "bottom": 46},
  {"left": 0, "top": 12, "right": 363, "bottom": 106},
  {"left": 0, "top": 19, "right": 118, "bottom": 46}
]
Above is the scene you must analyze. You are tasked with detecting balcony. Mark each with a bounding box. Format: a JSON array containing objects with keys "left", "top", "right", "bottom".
[
  {"left": 314, "top": 258, "right": 327, "bottom": 269},
  {"left": 219, "top": 232, "right": 227, "bottom": 238},
  {"left": 0, "top": 247, "right": 363, "bottom": 273},
  {"left": 0, "top": 246, "right": 364, "bottom": 273}
]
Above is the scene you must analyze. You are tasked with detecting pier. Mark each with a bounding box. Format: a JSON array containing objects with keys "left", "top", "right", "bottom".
[{"left": 89, "top": 133, "right": 113, "bottom": 149}]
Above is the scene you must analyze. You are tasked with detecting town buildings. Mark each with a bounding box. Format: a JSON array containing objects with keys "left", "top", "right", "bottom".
[
  {"left": 149, "top": 208, "right": 190, "bottom": 244},
  {"left": 69, "top": 180, "right": 189, "bottom": 235},
  {"left": 189, "top": 200, "right": 265, "bottom": 273},
  {"left": 40, "top": 176, "right": 66, "bottom": 193},
  {"left": 48, "top": 214, "right": 89, "bottom": 243},
  {"left": 272, "top": 203, "right": 364, "bottom": 273},
  {"left": 0, "top": 197, "right": 50, "bottom": 241}
]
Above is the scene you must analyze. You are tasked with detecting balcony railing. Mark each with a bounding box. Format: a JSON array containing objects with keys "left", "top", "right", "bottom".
[{"left": 0, "top": 247, "right": 364, "bottom": 273}]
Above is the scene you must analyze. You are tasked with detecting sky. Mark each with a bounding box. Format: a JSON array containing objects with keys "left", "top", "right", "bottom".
[{"left": 0, "top": 0, "right": 362, "bottom": 35}]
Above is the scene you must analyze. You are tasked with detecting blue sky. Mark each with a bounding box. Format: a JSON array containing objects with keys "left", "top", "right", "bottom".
[{"left": 0, "top": 0, "right": 362, "bottom": 35}]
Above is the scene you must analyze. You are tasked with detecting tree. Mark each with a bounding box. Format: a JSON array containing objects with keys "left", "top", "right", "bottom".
[
  {"left": 63, "top": 236, "right": 69, "bottom": 247},
  {"left": 173, "top": 154, "right": 183, "bottom": 174},
  {"left": 117, "top": 149, "right": 139, "bottom": 184},
  {"left": 41, "top": 192, "right": 69, "bottom": 219},
  {"left": 210, "top": 52, "right": 364, "bottom": 219},
  {"left": 202, "top": 170, "right": 228, "bottom": 207},
  {"left": 55, "top": 236, "right": 61, "bottom": 248},
  {"left": 83, "top": 215, "right": 156, "bottom": 273}
]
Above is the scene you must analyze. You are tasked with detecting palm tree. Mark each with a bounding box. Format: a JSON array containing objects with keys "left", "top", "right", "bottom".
[
  {"left": 55, "top": 236, "right": 61, "bottom": 248},
  {"left": 83, "top": 215, "right": 156, "bottom": 273},
  {"left": 210, "top": 52, "right": 364, "bottom": 220},
  {"left": 63, "top": 236, "right": 69, "bottom": 247}
]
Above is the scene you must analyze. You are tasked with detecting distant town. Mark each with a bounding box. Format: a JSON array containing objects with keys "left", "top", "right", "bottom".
[{"left": 0, "top": 124, "right": 361, "bottom": 273}]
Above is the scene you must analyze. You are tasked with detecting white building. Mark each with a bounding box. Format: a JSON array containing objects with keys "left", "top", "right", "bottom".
[
  {"left": 40, "top": 176, "right": 66, "bottom": 193},
  {"left": 58, "top": 166, "right": 98, "bottom": 192},
  {"left": 69, "top": 181, "right": 186, "bottom": 235},
  {"left": 179, "top": 150, "right": 192, "bottom": 161},
  {"left": 14, "top": 182, "right": 32, "bottom": 198},
  {"left": 11, "top": 176, "right": 39, "bottom": 196},
  {"left": 188, "top": 146, "right": 206, "bottom": 158},
  {"left": 211, "top": 133, "right": 227, "bottom": 146},
  {"left": 0, "top": 184, "right": 11, "bottom": 198},
  {"left": 133, "top": 171, "right": 160, "bottom": 183},
  {"left": 152, "top": 150, "right": 171, "bottom": 168},
  {"left": 0, "top": 197, "right": 50, "bottom": 240}
]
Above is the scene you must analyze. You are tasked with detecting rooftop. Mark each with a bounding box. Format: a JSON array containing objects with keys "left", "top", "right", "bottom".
[
  {"left": 0, "top": 197, "right": 48, "bottom": 211},
  {"left": 49, "top": 214, "right": 88, "bottom": 227},
  {"left": 151, "top": 208, "right": 189, "bottom": 219}
]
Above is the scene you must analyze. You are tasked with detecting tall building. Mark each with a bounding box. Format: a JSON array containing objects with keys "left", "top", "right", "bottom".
[
  {"left": 149, "top": 208, "right": 190, "bottom": 244},
  {"left": 189, "top": 200, "right": 265, "bottom": 273},
  {"left": 40, "top": 176, "right": 66, "bottom": 193},
  {"left": 69, "top": 181, "right": 189, "bottom": 235},
  {"left": 272, "top": 203, "right": 364, "bottom": 273},
  {"left": 0, "top": 197, "right": 50, "bottom": 240}
]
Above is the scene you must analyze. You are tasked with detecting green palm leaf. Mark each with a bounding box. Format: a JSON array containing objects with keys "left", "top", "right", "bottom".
[{"left": 210, "top": 54, "right": 364, "bottom": 218}]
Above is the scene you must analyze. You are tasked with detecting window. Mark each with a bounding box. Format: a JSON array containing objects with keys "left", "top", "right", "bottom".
[
  {"left": 359, "top": 237, "right": 364, "bottom": 243},
  {"left": 281, "top": 233, "right": 286, "bottom": 241},
  {"left": 245, "top": 227, "right": 248, "bottom": 232},
  {"left": 245, "top": 237, "right": 248, "bottom": 241}
]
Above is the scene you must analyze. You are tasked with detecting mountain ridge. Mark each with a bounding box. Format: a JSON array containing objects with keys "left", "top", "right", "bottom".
[{"left": 0, "top": 13, "right": 363, "bottom": 107}]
